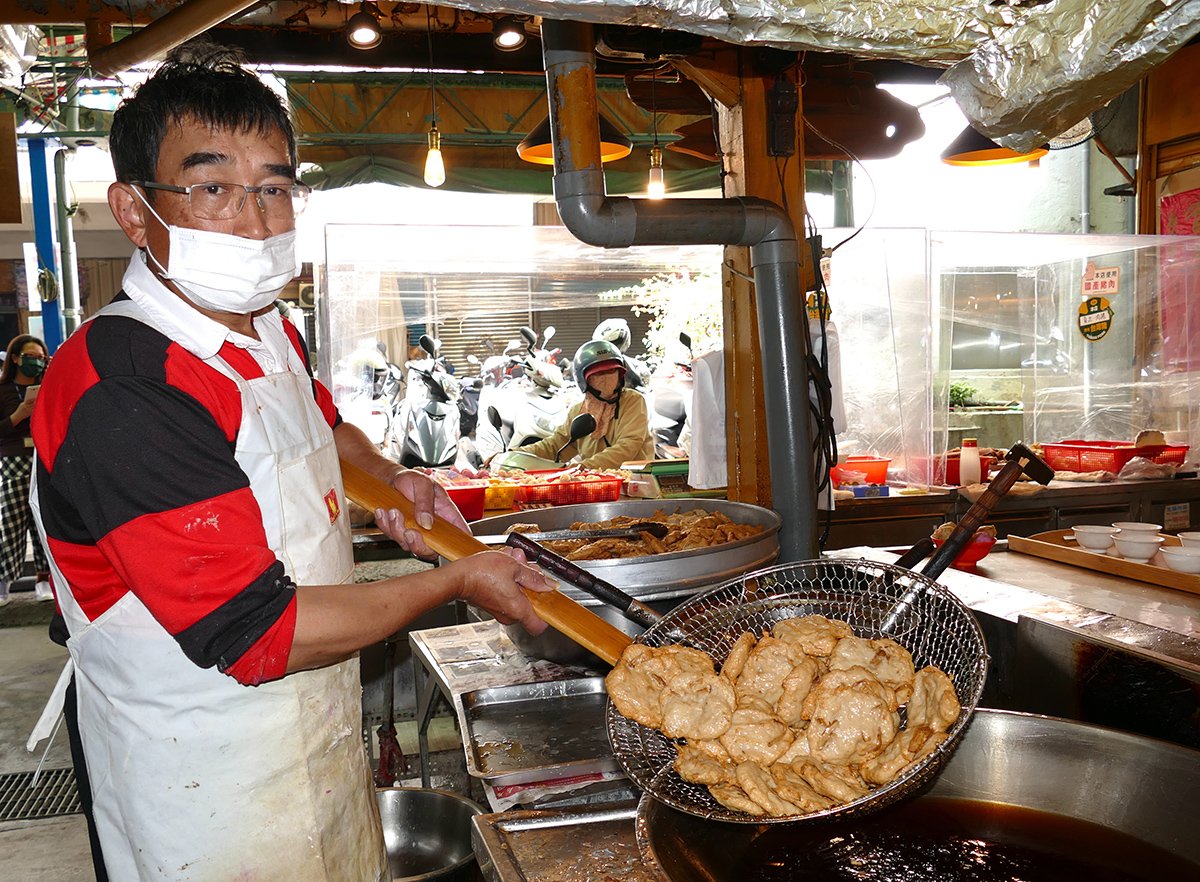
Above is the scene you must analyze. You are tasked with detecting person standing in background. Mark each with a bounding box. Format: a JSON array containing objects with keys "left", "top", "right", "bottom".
[{"left": 0, "top": 335, "right": 53, "bottom": 605}]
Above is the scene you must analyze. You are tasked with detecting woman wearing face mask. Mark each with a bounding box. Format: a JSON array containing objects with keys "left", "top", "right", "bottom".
[
  {"left": 511, "top": 340, "right": 655, "bottom": 470},
  {"left": 0, "top": 335, "right": 52, "bottom": 605}
]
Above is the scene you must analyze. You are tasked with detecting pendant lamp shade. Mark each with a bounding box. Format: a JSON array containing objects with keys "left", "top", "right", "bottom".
[
  {"left": 941, "top": 126, "right": 1049, "bottom": 166},
  {"left": 517, "top": 113, "right": 633, "bottom": 165}
]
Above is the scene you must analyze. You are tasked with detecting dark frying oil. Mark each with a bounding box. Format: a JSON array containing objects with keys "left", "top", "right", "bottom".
[{"left": 737, "top": 797, "right": 1200, "bottom": 882}]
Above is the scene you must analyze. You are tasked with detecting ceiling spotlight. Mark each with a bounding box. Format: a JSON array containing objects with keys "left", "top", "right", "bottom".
[
  {"left": 346, "top": 4, "right": 382, "bottom": 50},
  {"left": 492, "top": 16, "right": 526, "bottom": 51}
]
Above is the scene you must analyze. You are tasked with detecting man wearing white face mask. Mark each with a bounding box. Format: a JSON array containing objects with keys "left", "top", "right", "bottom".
[{"left": 28, "top": 43, "right": 554, "bottom": 882}]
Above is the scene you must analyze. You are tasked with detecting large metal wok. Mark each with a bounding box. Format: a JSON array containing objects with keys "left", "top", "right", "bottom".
[{"left": 635, "top": 709, "right": 1200, "bottom": 881}]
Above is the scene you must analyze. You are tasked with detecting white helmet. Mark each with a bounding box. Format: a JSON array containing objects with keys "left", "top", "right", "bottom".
[{"left": 593, "top": 317, "right": 632, "bottom": 352}]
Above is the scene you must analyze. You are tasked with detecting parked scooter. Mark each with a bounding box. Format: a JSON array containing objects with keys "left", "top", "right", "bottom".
[
  {"left": 473, "top": 325, "right": 575, "bottom": 466},
  {"left": 392, "top": 334, "right": 462, "bottom": 468},
  {"left": 333, "top": 342, "right": 405, "bottom": 452},
  {"left": 491, "top": 413, "right": 597, "bottom": 472}
]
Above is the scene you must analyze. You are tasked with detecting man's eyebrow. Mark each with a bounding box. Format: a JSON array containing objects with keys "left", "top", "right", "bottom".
[
  {"left": 180, "top": 151, "right": 230, "bottom": 171},
  {"left": 264, "top": 163, "right": 298, "bottom": 180}
]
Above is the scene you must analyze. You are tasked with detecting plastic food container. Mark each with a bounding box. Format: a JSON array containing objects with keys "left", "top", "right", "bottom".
[
  {"left": 483, "top": 481, "right": 520, "bottom": 510},
  {"left": 933, "top": 532, "right": 997, "bottom": 570},
  {"left": 516, "top": 474, "right": 623, "bottom": 506},
  {"left": 1041, "top": 440, "right": 1189, "bottom": 473},
  {"left": 445, "top": 482, "right": 487, "bottom": 521},
  {"left": 841, "top": 456, "right": 891, "bottom": 484}
]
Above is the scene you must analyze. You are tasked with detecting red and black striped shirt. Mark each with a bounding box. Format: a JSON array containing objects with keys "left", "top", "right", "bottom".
[{"left": 34, "top": 290, "right": 339, "bottom": 685}]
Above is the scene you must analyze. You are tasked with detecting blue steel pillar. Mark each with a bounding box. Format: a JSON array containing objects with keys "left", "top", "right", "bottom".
[{"left": 27, "top": 138, "right": 64, "bottom": 353}]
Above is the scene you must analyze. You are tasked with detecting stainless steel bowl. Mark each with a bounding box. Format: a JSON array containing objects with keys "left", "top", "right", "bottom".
[
  {"left": 635, "top": 709, "right": 1200, "bottom": 881},
  {"left": 471, "top": 499, "right": 781, "bottom": 665},
  {"left": 375, "top": 787, "right": 484, "bottom": 881}
]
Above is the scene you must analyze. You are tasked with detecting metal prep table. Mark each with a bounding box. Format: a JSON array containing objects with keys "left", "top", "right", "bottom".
[{"left": 466, "top": 544, "right": 1200, "bottom": 882}]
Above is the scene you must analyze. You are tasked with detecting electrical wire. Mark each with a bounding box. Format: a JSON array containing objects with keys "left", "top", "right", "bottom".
[{"left": 804, "top": 117, "right": 877, "bottom": 253}]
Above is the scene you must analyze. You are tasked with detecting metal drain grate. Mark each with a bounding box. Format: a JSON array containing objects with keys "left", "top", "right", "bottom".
[{"left": 0, "top": 768, "right": 82, "bottom": 821}]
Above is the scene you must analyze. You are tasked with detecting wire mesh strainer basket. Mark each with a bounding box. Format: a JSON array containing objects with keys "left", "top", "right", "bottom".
[{"left": 606, "top": 558, "right": 989, "bottom": 824}]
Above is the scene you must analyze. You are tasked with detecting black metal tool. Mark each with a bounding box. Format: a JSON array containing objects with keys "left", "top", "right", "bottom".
[{"left": 504, "top": 531, "right": 663, "bottom": 630}]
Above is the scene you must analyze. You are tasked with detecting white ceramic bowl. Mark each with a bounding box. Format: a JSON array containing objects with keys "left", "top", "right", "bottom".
[
  {"left": 1177, "top": 532, "right": 1200, "bottom": 549},
  {"left": 1159, "top": 546, "right": 1200, "bottom": 574},
  {"left": 1071, "top": 525, "right": 1117, "bottom": 550},
  {"left": 1112, "top": 534, "right": 1165, "bottom": 562},
  {"left": 1112, "top": 521, "right": 1163, "bottom": 534}
]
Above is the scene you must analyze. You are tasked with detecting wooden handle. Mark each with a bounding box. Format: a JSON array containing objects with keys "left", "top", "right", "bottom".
[{"left": 339, "top": 458, "right": 633, "bottom": 666}]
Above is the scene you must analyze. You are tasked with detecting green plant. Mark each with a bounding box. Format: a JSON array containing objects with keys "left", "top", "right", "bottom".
[
  {"left": 600, "top": 270, "right": 723, "bottom": 360},
  {"left": 949, "top": 380, "right": 979, "bottom": 408}
]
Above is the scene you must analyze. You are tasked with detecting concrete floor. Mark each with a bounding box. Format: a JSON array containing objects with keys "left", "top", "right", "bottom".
[{"left": 0, "top": 560, "right": 474, "bottom": 882}]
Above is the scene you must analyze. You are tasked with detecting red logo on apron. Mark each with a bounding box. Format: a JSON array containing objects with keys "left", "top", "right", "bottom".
[{"left": 324, "top": 489, "right": 341, "bottom": 523}]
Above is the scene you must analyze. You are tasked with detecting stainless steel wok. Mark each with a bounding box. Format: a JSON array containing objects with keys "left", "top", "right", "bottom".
[{"left": 635, "top": 709, "right": 1200, "bottom": 882}]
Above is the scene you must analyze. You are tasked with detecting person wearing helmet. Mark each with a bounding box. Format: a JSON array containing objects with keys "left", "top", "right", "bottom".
[{"left": 512, "top": 340, "right": 654, "bottom": 469}]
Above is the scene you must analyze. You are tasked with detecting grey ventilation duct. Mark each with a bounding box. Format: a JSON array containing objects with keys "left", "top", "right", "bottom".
[{"left": 539, "top": 19, "right": 818, "bottom": 559}]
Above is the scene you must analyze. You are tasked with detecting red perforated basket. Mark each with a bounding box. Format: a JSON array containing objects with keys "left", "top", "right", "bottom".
[
  {"left": 515, "top": 474, "right": 623, "bottom": 506},
  {"left": 1040, "top": 440, "right": 1189, "bottom": 473}
]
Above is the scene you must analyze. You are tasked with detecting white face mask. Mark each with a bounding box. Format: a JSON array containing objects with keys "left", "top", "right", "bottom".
[{"left": 136, "top": 189, "right": 300, "bottom": 314}]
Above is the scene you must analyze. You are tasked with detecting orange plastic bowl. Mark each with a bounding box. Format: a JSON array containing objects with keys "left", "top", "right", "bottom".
[
  {"left": 842, "top": 456, "right": 891, "bottom": 484},
  {"left": 933, "top": 533, "right": 997, "bottom": 570}
]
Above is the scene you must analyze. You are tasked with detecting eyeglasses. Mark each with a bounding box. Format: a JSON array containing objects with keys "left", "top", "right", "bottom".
[{"left": 132, "top": 180, "right": 312, "bottom": 220}]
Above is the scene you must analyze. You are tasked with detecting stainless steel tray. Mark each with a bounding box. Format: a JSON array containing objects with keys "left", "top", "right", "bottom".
[
  {"left": 472, "top": 803, "right": 655, "bottom": 882},
  {"left": 472, "top": 498, "right": 782, "bottom": 602},
  {"left": 460, "top": 677, "right": 620, "bottom": 787}
]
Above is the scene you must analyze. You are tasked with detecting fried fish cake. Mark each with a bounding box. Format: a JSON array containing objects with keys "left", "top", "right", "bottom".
[
  {"left": 772, "top": 615, "right": 854, "bottom": 657},
  {"left": 605, "top": 643, "right": 715, "bottom": 729},
  {"left": 660, "top": 670, "right": 736, "bottom": 740}
]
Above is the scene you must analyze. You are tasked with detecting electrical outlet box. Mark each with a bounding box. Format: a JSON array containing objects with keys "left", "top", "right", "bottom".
[{"left": 768, "top": 78, "right": 798, "bottom": 157}]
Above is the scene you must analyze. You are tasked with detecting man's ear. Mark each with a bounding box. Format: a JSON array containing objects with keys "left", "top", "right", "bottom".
[{"left": 108, "top": 182, "right": 149, "bottom": 247}]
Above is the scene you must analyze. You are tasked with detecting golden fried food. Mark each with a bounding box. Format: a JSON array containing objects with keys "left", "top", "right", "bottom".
[
  {"left": 906, "top": 665, "right": 961, "bottom": 733},
  {"left": 660, "top": 670, "right": 736, "bottom": 740},
  {"left": 719, "top": 706, "right": 794, "bottom": 765},
  {"left": 606, "top": 615, "right": 963, "bottom": 820},
  {"left": 674, "top": 742, "right": 736, "bottom": 785},
  {"left": 771, "top": 763, "right": 836, "bottom": 813},
  {"left": 735, "top": 762, "right": 803, "bottom": 816},
  {"left": 800, "top": 666, "right": 901, "bottom": 765},
  {"left": 708, "top": 782, "right": 765, "bottom": 815},
  {"left": 529, "top": 508, "right": 764, "bottom": 560},
  {"left": 827, "top": 636, "right": 916, "bottom": 703},
  {"left": 860, "top": 725, "right": 948, "bottom": 786},
  {"left": 772, "top": 615, "right": 853, "bottom": 657},
  {"left": 604, "top": 643, "right": 714, "bottom": 729}
]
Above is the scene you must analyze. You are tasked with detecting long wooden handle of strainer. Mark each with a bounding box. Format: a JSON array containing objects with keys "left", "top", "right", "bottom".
[{"left": 340, "top": 458, "right": 632, "bottom": 666}]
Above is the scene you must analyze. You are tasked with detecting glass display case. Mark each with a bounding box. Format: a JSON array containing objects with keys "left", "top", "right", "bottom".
[{"left": 826, "top": 229, "right": 1200, "bottom": 484}]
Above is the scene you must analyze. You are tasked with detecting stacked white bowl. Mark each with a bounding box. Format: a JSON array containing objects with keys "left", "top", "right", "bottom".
[
  {"left": 1071, "top": 525, "right": 1117, "bottom": 551},
  {"left": 1110, "top": 522, "right": 1164, "bottom": 563}
]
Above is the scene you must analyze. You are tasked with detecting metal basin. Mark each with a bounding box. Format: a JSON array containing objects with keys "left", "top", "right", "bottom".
[
  {"left": 376, "top": 787, "right": 484, "bottom": 881},
  {"left": 471, "top": 499, "right": 780, "bottom": 665},
  {"left": 635, "top": 709, "right": 1200, "bottom": 881}
]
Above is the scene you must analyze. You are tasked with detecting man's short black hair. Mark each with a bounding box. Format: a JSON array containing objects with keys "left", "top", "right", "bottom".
[{"left": 109, "top": 40, "right": 298, "bottom": 184}]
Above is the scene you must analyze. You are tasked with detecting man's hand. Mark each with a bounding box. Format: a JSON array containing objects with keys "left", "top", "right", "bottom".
[
  {"left": 373, "top": 469, "right": 467, "bottom": 560},
  {"left": 443, "top": 548, "right": 556, "bottom": 635}
]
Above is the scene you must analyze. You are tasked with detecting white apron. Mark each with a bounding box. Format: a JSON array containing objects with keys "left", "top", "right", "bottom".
[{"left": 30, "top": 299, "right": 388, "bottom": 881}]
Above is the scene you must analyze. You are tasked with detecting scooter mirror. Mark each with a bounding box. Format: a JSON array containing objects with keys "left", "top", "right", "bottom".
[
  {"left": 520, "top": 327, "right": 537, "bottom": 347},
  {"left": 466, "top": 354, "right": 480, "bottom": 365},
  {"left": 543, "top": 325, "right": 556, "bottom": 345},
  {"left": 679, "top": 331, "right": 693, "bottom": 353},
  {"left": 419, "top": 334, "right": 437, "bottom": 356},
  {"left": 488, "top": 405, "right": 502, "bottom": 430},
  {"left": 569, "top": 412, "right": 597, "bottom": 441}
]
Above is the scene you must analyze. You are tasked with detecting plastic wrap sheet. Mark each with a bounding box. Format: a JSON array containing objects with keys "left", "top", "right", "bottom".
[
  {"left": 0, "top": 25, "right": 37, "bottom": 88},
  {"left": 823, "top": 227, "right": 933, "bottom": 485},
  {"left": 317, "top": 222, "right": 720, "bottom": 436},
  {"left": 942, "top": 0, "right": 1200, "bottom": 152},
  {"left": 929, "top": 232, "right": 1200, "bottom": 469}
]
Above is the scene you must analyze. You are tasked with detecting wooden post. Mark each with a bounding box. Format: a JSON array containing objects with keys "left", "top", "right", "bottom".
[{"left": 675, "top": 50, "right": 814, "bottom": 506}]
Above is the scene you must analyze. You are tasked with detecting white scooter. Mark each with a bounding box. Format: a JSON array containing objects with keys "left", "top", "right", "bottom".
[
  {"left": 491, "top": 413, "right": 597, "bottom": 472},
  {"left": 649, "top": 331, "right": 694, "bottom": 458}
]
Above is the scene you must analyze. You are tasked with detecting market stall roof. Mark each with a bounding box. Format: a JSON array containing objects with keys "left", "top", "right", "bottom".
[{"left": 1, "top": 1, "right": 1198, "bottom": 151}]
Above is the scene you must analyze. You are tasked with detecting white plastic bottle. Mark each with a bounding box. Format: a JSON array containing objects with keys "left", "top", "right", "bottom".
[{"left": 960, "top": 438, "right": 982, "bottom": 485}]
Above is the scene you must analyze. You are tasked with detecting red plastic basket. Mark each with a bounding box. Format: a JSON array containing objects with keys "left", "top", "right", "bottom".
[
  {"left": 1040, "top": 440, "right": 1190, "bottom": 473},
  {"left": 515, "top": 474, "right": 623, "bottom": 506}
]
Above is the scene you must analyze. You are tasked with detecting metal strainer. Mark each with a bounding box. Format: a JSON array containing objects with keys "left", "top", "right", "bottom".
[{"left": 605, "top": 558, "right": 989, "bottom": 825}]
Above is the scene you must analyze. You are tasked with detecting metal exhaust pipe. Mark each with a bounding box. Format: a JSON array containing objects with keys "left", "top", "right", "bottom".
[
  {"left": 540, "top": 20, "right": 817, "bottom": 559},
  {"left": 89, "top": 0, "right": 261, "bottom": 77}
]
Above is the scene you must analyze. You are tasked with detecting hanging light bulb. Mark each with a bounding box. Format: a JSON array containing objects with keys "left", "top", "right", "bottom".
[
  {"left": 424, "top": 127, "right": 446, "bottom": 188},
  {"left": 647, "top": 144, "right": 665, "bottom": 198},
  {"left": 345, "top": 3, "right": 382, "bottom": 49},
  {"left": 645, "top": 69, "right": 665, "bottom": 198},
  {"left": 422, "top": 6, "right": 446, "bottom": 188}
]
